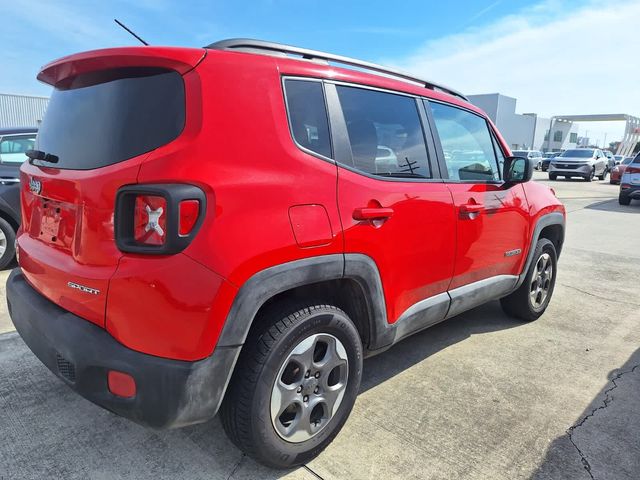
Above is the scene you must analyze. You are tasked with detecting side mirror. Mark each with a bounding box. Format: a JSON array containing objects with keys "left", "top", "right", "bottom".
[{"left": 503, "top": 156, "right": 533, "bottom": 184}]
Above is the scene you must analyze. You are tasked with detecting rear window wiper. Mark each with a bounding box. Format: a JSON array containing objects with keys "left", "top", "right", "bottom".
[{"left": 26, "top": 149, "right": 59, "bottom": 164}]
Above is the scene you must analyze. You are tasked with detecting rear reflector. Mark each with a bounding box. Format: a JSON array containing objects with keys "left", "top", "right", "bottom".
[
  {"left": 179, "top": 199, "right": 200, "bottom": 236},
  {"left": 134, "top": 195, "right": 167, "bottom": 245},
  {"left": 108, "top": 370, "right": 136, "bottom": 398}
]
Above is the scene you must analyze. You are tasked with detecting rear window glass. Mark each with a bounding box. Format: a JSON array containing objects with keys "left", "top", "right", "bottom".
[
  {"left": 284, "top": 79, "right": 332, "bottom": 159},
  {"left": 36, "top": 68, "right": 184, "bottom": 170}
]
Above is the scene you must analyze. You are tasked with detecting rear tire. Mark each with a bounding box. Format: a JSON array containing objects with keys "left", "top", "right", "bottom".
[
  {"left": 619, "top": 193, "right": 631, "bottom": 206},
  {"left": 0, "top": 217, "right": 16, "bottom": 270},
  {"left": 598, "top": 168, "right": 607, "bottom": 181},
  {"left": 220, "top": 303, "right": 363, "bottom": 469},
  {"left": 501, "top": 238, "right": 557, "bottom": 322}
]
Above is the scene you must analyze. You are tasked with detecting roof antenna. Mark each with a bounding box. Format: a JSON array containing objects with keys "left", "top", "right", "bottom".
[{"left": 114, "top": 18, "right": 149, "bottom": 46}]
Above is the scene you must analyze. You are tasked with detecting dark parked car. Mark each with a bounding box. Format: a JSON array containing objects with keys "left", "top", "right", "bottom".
[
  {"left": 542, "top": 152, "right": 560, "bottom": 172},
  {"left": 0, "top": 127, "right": 37, "bottom": 268}
]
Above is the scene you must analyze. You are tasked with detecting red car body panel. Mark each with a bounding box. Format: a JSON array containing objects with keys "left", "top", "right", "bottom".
[
  {"left": 15, "top": 45, "right": 565, "bottom": 364},
  {"left": 337, "top": 169, "right": 456, "bottom": 324},
  {"left": 610, "top": 164, "right": 629, "bottom": 183},
  {"left": 445, "top": 183, "right": 531, "bottom": 289}
]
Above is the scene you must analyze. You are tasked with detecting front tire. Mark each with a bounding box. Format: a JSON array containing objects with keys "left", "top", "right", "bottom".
[
  {"left": 584, "top": 168, "right": 595, "bottom": 182},
  {"left": 0, "top": 217, "right": 16, "bottom": 270},
  {"left": 501, "top": 238, "right": 557, "bottom": 322},
  {"left": 549, "top": 173, "right": 557, "bottom": 181},
  {"left": 220, "top": 303, "right": 363, "bottom": 469}
]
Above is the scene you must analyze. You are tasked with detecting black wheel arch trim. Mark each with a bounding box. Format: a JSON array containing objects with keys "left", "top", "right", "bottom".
[
  {"left": 515, "top": 211, "right": 565, "bottom": 289},
  {"left": 216, "top": 253, "right": 390, "bottom": 354}
]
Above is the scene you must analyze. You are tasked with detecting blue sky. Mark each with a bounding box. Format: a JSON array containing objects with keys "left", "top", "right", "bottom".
[
  {"left": 1, "top": 0, "right": 638, "bottom": 143},
  {"left": 0, "top": 0, "right": 547, "bottom": 95}
]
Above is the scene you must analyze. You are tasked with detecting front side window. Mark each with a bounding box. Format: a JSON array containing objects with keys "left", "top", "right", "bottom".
[
  {"left": 491, "top": 134, "right": 505, "bottom": 177},
  {"left": 429, "top": 102, "right": 500, "bottom": 182},
  {"left": 336, "top": 86, "right": 431, "bottom": 179},
  {"left": 284, "top": 79, "right": 332, "bottom": 159},
  {"left": 0, "top": 135, "right": 36, "bottom": 164}
]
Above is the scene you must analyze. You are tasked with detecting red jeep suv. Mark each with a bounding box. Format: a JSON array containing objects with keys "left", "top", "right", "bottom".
[{"left": 7, "top": 39, "right": 565, "bottom": 468}]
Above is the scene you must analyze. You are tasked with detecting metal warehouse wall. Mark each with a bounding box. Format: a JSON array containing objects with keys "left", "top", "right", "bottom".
[{"left": 0, "top": 94, "right": 49, "bottom": 128}]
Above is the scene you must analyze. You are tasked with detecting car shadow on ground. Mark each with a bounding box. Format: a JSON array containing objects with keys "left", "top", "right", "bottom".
[
  {"left": 0, "top": 301, "right": 521, "bottom": 479},
  {"left": 360, "top": 300, "right": 520, "bottom": 393},
  {"left": 530, "top": 348, "right": 640, "bottom": 480},
  {"left": 585, "top": 198, "right": 640, "bottom": 214}
]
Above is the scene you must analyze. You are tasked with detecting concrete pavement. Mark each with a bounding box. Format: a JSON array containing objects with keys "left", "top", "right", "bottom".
[{"left": 0, "top": 172, "right": 638, "bottom": 479}]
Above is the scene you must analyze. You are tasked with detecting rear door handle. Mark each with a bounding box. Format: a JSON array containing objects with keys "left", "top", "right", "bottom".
[
  {"left": 459, "top": 203, "right": 484, "bottom": 219},
  {"left": 353, "top": 207, "right": 394, "bottom": 221}
]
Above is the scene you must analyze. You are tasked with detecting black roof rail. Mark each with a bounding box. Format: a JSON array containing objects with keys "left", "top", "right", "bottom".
[{"left": 205, "top": 38, "right": 468, "bottom": 102}]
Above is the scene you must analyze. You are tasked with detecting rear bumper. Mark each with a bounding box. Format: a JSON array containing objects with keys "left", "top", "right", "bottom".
[{"left": 6, "top": 269, "right": 240, "bottom": 429}]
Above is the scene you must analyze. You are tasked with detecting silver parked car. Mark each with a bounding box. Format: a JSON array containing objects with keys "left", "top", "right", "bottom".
[
  {"left": 512, "top": 150, "right": 544, "bottom": 170},
  {"left": 548, "top": 148, "right": 609, "bottom": 182}
]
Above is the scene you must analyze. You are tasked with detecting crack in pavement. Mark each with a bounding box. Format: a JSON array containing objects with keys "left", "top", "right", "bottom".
[
  {"left": 303, "top": 465, "right": 325, "bottom": 479},
  {"left": 566, "top": 364, "right": 640, "bottom": 480},
  {"left": 225, "top": 454, "right": 245, "bottom": 480},
  {"left": 559, "top": 284, "right": 640, "bottom": 307}
]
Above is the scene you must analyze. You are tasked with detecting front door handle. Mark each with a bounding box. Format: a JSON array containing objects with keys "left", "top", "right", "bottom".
[
  {"left": 353, "top": 207, "right": 394, "bottom": 221},
  {"left": 459, "top": 203, "right": 484, "bottom": 219}
]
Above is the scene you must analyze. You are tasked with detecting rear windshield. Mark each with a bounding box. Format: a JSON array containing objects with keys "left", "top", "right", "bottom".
[
  {"left": 560, "top": 149, "right": 593, "bottom": 158},
  {"left": 36, "top": 68, "right": 185, "bottom": 170}
]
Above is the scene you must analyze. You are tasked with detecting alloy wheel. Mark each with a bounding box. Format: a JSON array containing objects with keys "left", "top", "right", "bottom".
[
  {"left": 270, "top": 333, "right": 349, "bottom": 443},
  {"left": 0, "top": 228, "right": 6, "bottom": 258},
  {"left": 530, "top": 252, "right": 553, "bottom": 311}
]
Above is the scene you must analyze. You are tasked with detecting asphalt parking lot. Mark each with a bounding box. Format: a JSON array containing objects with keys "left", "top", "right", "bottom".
[{"left": 1, "top": 171, "right": 638, "bottom": 480}]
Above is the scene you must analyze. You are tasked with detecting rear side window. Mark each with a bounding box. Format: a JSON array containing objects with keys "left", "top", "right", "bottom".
[
  {"left": 0, "top": 135, "right": 35, "bottom": 164},
  {"left": 336, "top": 86, "right": 431, "bottom": 179},
  {"left": 429, "top": 102, "right": 500, "bottom": 182},
  {"left": 36, "top": 68, "right": 184, "bottom": 170},
  {"left": 284, "top": 79, "right": 332, "bottom": 159},
  {"left": 633, "top": 154, "right": 640, "bottom": 164}
]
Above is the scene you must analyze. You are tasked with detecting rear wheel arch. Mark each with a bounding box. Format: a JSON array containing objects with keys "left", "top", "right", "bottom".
[{"left": 218, "top": 254, "right": 388, "bottom": 360}]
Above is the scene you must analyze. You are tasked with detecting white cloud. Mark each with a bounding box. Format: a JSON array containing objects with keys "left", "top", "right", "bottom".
[{"left": 388, "top": 0, "right": 640, "bottom": 142}]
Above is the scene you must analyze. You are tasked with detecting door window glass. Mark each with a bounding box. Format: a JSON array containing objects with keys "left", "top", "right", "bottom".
[
  {"left": 429, "top": 102, "right": 500, "bottom": 181},
  {"left": 336, "top": 85, "right": 431, "bottom": 179}
]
